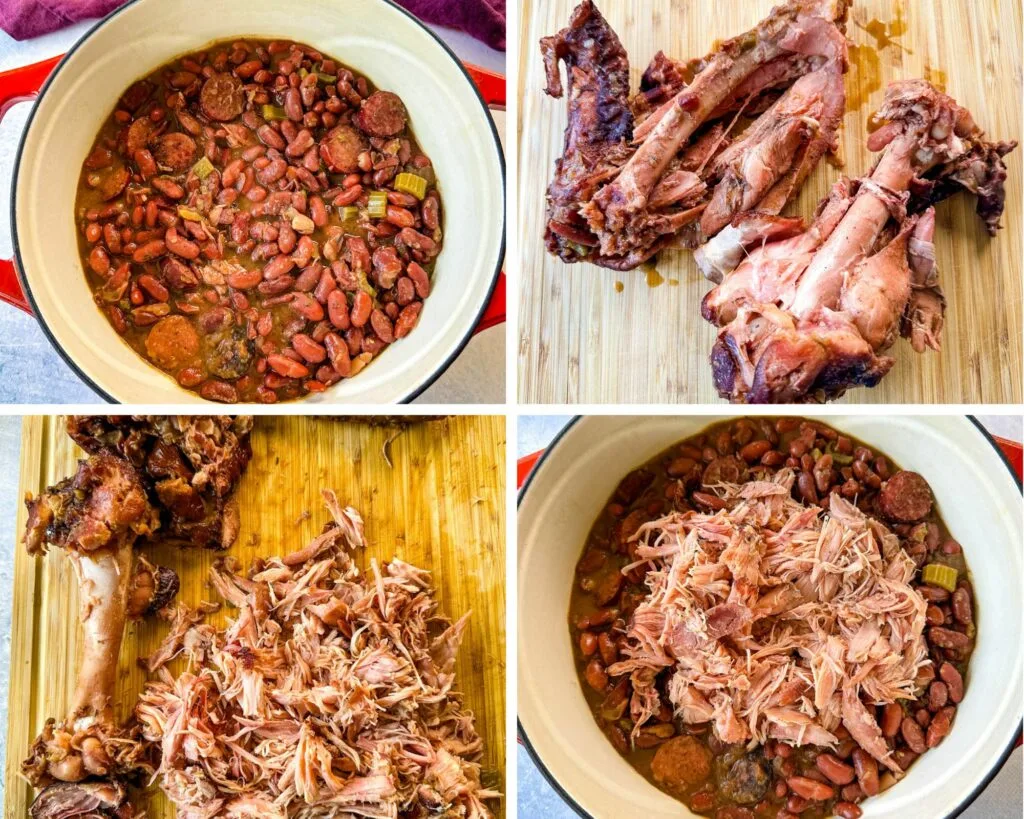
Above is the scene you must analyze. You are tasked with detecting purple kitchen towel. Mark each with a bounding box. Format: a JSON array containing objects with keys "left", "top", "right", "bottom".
[
  {"left": 0, "top": 0, "right": 124, "bottom": 41},
  {"left": 395, "top": 0, "right": 505, "bottom": 51},
  {"left": 1, "top": 0, "right": 506, "bottom": 50}
]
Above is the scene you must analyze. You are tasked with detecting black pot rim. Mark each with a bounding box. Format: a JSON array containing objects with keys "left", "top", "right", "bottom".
[
  {"left": 9, "top": 0, "right": 505, "bottom": 405},
  {"left": 517, "top": 414, "right": 1023, "bottom": 819}
]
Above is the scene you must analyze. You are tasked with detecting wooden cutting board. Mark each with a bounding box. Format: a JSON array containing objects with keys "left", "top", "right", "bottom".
[
  {"left": 4, "top": 416, "right": 506, "bottom": 817},
  {"left": 518, "top": 0, "right": 1023, "bottom": 404}
]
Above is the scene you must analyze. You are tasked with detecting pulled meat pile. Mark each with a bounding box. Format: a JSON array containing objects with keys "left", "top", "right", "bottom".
[
  {"left": 134, "top": 491, "right": 497, "bottom": 818},
  {"left": 702, "top": 80, "right": 1016, "bottom": 402},
  {"left": 542, "top": 0, "right": 850, "bottom": 269},
  {"left": 611, "top": 469, "right": 928, "bottom": 775},
  {"left": 67, "top": 415, "right": 253, "bottom": 549}
]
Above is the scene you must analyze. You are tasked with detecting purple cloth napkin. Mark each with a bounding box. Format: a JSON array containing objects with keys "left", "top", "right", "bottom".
[{"left": 0, "top": 0, "right": 506, "bottom": 50}]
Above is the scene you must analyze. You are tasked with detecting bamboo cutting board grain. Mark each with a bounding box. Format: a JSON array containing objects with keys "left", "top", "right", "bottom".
[
  {"left": 518, "top": 0, "right": 1023, "bottom": 404},
  {"left": 5, "top": 416, "right": 506, "bottom": 817}
]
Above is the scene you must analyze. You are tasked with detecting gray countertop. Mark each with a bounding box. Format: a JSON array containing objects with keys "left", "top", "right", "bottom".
[
  {"left": 0, "top": 18, "right": 506, "bottom": 405},
  {"left": 517, "top": 414, "right": 1023, "bottom": 819}
]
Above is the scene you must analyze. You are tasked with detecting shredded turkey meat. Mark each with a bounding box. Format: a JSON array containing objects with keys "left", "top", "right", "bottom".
[
  {"left": 609, "top": 469, "right": 928, "bottom": 775},
  {"left": 134, "top": 491, "right": 498, "bottom": 819}
]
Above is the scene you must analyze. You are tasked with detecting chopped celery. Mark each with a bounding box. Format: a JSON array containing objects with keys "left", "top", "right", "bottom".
[
  {"left": 829, "top": 448, "right": 854, "bottom": 465},
  {"left": 191, "top": 156, "right": 214, "bottom": 180},
  {"left": 339, "top": 206, "right": 359, "bottom": 223},
  {"left": 811, "top": 447, "right": 822, "bottom": 462},
  {"left": 262, "top": 104, "right": 288, "bottom": 121},
  {"left": 921, "top": 563, "right": 958, "bottom": 593},
  {"left": 299, "top": 67, "right": 309, "bottom": 78},
  {"left": 394, "top": 172, "right": 427, "bottom": 200},
  {"left": 317, "top": 72, "right": 337, "bottom": 84},
  {"left": 367, "top": 190, "right": 388, "bottom": 219},
  {"left": 177, "top": 206, "right": 204, "bottom": 222}
]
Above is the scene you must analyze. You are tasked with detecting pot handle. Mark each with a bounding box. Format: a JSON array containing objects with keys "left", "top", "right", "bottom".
[
  {"left": 0, "top": 55, "right": 60, "bottom": 314},
  {"left": 465, "top": 63, "right": 506, "bottom": 333},
  {"left": 517, "top": 449, "right": 543, "bottom": 489}
]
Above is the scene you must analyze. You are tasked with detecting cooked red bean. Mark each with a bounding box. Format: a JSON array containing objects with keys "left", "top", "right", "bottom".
[
  {"left": 928, "top": 627, "right": 971, "bottom": 649},
  {"left": 814, "top": 755, "right": 855, "bottom": 785},
  {"left": 939, "top": 663, "right": 964, "bottom": 703},
  {"left": 850, "top": 749, "right": 879, "bottom": 797},
  {"left": 786, "top": 777, "right": 834, "bottom": 801},
  {"left": 901, "top": 717, "right": 926, "bottom": 753},
  {"left": 926, "top": 706, "right": 955, "bottom": 747}
]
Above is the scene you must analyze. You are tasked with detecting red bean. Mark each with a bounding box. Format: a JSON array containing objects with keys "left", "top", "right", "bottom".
[
  {"left": 226, "top": 268, "right": 263, "bottom": 290},
  {"left": 926, "top": 706, "right": 955, "bottom": 747},
  {"left": 267, "top": 353, "right": 310, "bottom": 379},
  {"left": 133, "top": 240, "right": 167, "bottom": 262},
  {"left": 324, "top": 332, "right": 351, "bottom": 376},
  {"left": 901, "top": 717, "right": 926, "bottom": 753},
  {"left": 951, "top": 587, "right": 973, "bottom": 625},
  {"left": 815, "top": 754, "right": 855, "bottom": 785},
  {"left": 584, "top": 659, "right": 608, "bottom": 693},
  {"left": 263, "top": 255, "right": 296, "bottom": 279},
  {"left": 291, "top": 333, "right": 327, "bottom": 363},
  {"left": 939, "top": 663, "right": 964, "bottom": 703},
  {"left": 786, "top": 777, "right": 834, "bottom": 801},
  {"left": 369, "top": 309, "right": 394, "bottom": 343},
  {"left": 165, "top": 228, "right": 200, "bottom": 260},
  {"left": 88, "top": 246, "right": 111, "bottom": 276},
  {"left": 199, "top": 380, "right": 238, "bottom": 403},
  {"left": 137, "top": 274, "right": 169, "bottom": 302},
  {"left": 291, "top": 292, "right": 324, "bottom": 321},
  {"left": 834, "top": 803, "right": 863, "bottom": 819},
  {"left": 851, "top": 749, "right": 879, "bottom": 796},
  {"left": 350, "top": 291, "right": 372, "bottom": 327}
]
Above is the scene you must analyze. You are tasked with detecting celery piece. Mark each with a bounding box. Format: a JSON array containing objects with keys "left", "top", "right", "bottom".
[
  {"left": 339, "top": 206, "right": 359, "bottom": 223},
  {"left": 367, "top": 190, "right": 388, "bottom": 219},
  {"left": 191, "top": 156, "right": 215, "bottom": 180},
  {"left": 830, "top": 449, "right": 854, "bottom": 465},
  {"left": 262, "top": 104, "right": 288, "bottom": 121},
  {"left": 394, "top": 172, "right": 427, "bottom": 200},
  {"left": 317, "top": 72, "right": 337, "bottom": 84},
  {"left": 177, "top": 206, "right": 204, "bottom": 222},
  {"left": 921, "top": 563, "right": 958, "bottom": 593}
]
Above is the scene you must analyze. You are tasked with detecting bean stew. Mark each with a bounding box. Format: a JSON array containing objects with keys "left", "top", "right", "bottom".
[
  {"left": 76, "top": 38, "right": 443, "bottom": 403},
  {"left": 569, "top": 417, "right": 975, "bottom": 819}
]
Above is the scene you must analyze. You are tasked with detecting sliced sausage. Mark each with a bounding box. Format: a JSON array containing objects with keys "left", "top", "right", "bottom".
[
  {"left": 152, "top": 133, "right": 197, "bottom": 171},
  {"left": 720, "top": 754, "right": 770, "bottom": 804},
  {"left": 879, "top": 471, "right": 933, "bottom": 522},
  {"left": 354, "top": 90, "right": 408, "bottom": 136},
  {"left": 97, "top": 166, "right": 131, "bottom": 201},
  {"left": 651, "top": 736, "right": 712, "bottom": 790},
  {"left": 144, "top": 315, "right": 199, "bottom": 371},
  {"left": 613, "top": 468, "right": 654, "bottom": 506},
  {"left": 319, "top": 125, "right": 369, "bottom": 174},
  {"left": 119, "top": 80, "right": 153, "bottom": 112},
  {"left": 200, "top": 73, "right": 245, "bottom": 121},
  {"left": 125, "top": 117, "right": 155, "bottom": 155},
  {"left": 702, "top": 455, "right": 746, "bottom": 487}
]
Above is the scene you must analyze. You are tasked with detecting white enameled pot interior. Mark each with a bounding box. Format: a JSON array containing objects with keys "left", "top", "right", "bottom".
[
  {"left": 14, "top": 0, "right": 502, "bottom": 403},
  {"left": 518, "top": 416, "right": 1023, "bottom": 819}
]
